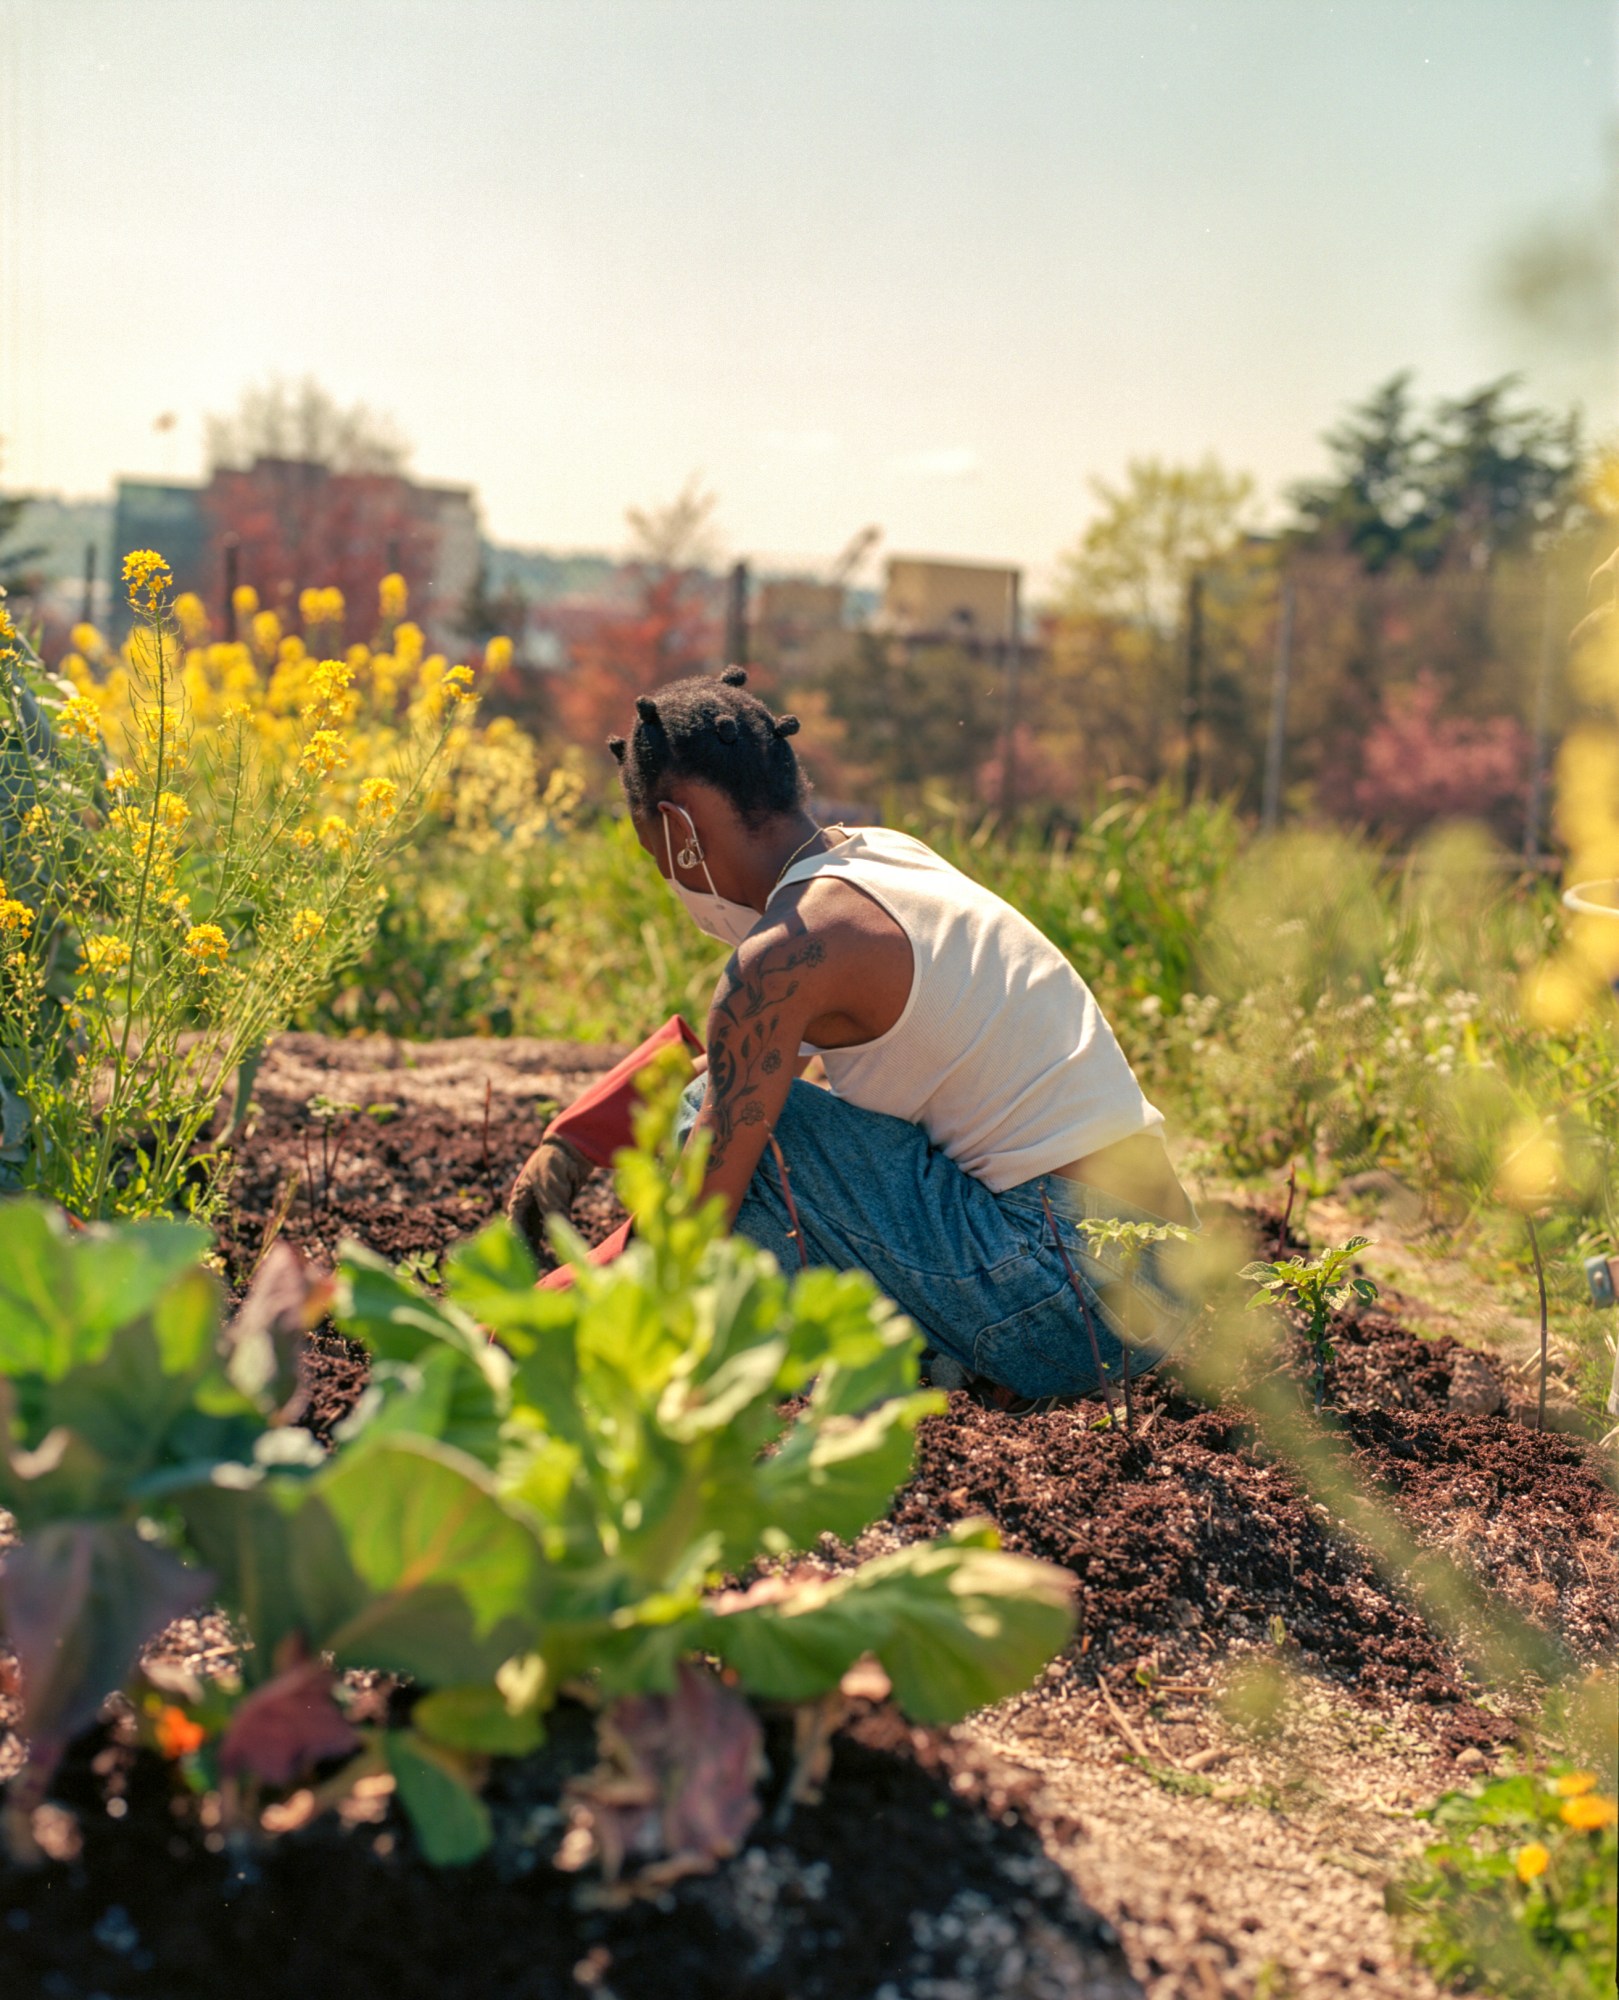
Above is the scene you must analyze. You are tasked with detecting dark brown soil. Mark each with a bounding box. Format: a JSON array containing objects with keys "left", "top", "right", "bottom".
[
  {"left": 0, "top": 1704, "right": 1134, "bottom": 2000},
  {"left": 6, "top": 1057, "right": 1616, "bottom": 2000}
]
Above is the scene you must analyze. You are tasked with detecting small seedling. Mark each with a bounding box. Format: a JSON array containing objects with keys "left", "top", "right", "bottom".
[
  {"left": 1076, "top": 1216, "right": 1194, "bottom": 1434},
  {"left": 1239, "top": 1235, "right": 1378, "bottom": 1409},
  {"left": 303, "top": 1093, "right": 360, "bottom": 1211}
]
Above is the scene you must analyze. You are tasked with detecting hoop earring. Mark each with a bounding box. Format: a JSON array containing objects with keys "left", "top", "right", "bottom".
[{"left": 677, "top": 837, "right": 702, "bottom": 871}]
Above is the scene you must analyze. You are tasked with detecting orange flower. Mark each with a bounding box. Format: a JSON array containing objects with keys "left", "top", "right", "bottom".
[
  {"left": 1514, "top": 1841, "right": 1550, "bottom": 1883},
  {"left": 1560, "top": 1793, "right": 1617, "bottom": 1832},
  {"left": 154, "top": 1704, "right": 206, "bottom": 1760},
  {"left": 1555, "top": 1770, "right": 1597, "bottom": 1797}
]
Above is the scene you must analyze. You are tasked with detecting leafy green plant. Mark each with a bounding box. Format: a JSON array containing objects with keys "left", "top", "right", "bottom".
[
  {"left": 1239, "top": 1235, "right": 1378, "bottom": 1407},
  {"left": 0, "top": 1201, "right": 328, "bottom": 1854},
  {"left": 1, "top": 1066, "right": 1074, "bottom": 1880},
  {"left": 322, "top": 1063, "right": 1075, "bottom": 1871},
  {"left": 1389, "top": 1765, "right": 1618, "bottom": 1999}
]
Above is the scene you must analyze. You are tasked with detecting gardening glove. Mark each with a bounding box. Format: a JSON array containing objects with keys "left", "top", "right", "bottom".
[{"left": 506, "top": 1133, "right": 592, "bottom": 1265}]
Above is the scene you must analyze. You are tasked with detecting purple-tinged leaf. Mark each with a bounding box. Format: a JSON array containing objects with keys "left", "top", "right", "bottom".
[{"left": 218, "top": 1657, "right": 359, "bottom": 1787}]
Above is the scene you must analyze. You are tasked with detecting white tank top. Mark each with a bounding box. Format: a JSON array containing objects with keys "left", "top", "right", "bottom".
[{"left": 769, "top": 827, "right": 1164, "bottom": 1193}]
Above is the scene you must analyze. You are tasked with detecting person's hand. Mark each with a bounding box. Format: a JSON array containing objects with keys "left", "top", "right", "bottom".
[{"left": 505, "top": 1134, "right": 590, "bottom": 1265}]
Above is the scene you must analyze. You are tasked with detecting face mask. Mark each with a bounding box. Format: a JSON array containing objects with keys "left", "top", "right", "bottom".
[{"left": 662, "top": 807, "right": 759, "bottom": 948}]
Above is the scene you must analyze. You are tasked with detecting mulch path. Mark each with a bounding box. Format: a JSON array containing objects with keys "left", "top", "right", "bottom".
[{"left": 4, "top": 1034, "right": 1616, "bottom": 1999}]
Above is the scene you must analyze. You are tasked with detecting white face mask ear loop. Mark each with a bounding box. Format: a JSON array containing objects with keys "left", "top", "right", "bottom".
[{"left": 663, "top": 804, "right": 718, "bottom": 894}]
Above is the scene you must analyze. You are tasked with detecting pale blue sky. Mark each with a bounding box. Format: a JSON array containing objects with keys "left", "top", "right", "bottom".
[{"left": 1, "top": 0, "right": 1614, "bottom": 583}]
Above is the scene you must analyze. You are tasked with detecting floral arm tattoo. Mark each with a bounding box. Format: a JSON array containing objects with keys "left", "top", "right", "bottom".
[{"left": 702, "top": 914, "right": 826, "bottom": 1175}]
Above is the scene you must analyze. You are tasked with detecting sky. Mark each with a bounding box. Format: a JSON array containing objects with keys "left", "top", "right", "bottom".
[{"left": 0, "top": 0, "right": 1614, "bottom": 587}]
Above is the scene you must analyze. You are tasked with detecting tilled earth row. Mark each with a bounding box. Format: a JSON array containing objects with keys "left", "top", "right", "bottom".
[{"left": 6, "top": 1034, "right": 1615, "bottom": 2000}]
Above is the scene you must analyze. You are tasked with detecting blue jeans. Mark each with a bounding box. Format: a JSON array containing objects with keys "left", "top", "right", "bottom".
[{"left": 676, "top": 1079, "right": 1196, "bottom": 1400}]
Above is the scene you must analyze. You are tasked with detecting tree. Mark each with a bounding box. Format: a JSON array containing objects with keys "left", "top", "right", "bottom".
[
  {"left": 1049, "top": 457, "right": 1258, "bottom": 786},
  {"left": 625, "top": 477, "right": 722, "bottom": 573},
  {"left": 818, "top": 633, "right": 1004, "bottom": 800},
  {"left": 205, "top": 377, "right": 411, "bottom": 476},
  {"left": 1290, "top": 373, "right": 1582, "bottom": 573}
]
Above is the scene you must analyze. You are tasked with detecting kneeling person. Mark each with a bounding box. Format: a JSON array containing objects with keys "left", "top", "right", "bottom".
[{"left": 516, "top": 668, "right": 1196, "bottom": 1409}]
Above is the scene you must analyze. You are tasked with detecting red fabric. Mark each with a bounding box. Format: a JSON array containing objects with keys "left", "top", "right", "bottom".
[
  {"left": 538, "top": 1216, "right": 633, "bottom": 1292},
  {"left": 537, "top": 1015, "right": 702, "bottom": 1290},
  {"left": 543, "top": 1014, "right": 701, "bottom": 1168}
]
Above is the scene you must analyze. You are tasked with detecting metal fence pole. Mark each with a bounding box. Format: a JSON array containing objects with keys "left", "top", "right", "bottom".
[
  {"left": 1261, "top": 572, "right": 1295, "bottom": 832},
  {"left": 1522, "top": 564, "right": 1557, "bottom": 870}
]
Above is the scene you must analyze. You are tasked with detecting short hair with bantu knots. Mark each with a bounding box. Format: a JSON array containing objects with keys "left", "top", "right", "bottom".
[{"left": 608, "top": 668, "right": 807, "bottom": 828}]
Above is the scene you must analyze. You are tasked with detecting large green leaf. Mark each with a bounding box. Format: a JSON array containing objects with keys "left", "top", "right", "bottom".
[
  {"left": 297, "top": 1437, "right": 546, "bottom": 1682},
  {"left": 385, "top": 1730, "right": 493, "bottom": 1865},
  {"left": 175, "top": 1469, "right": 308, "bottom": 1678},
  {"left": 754, "top": 1390, "right": 941, "bottom": 1553},
  {"left": 337, "top": 1347, "right": 508, "bottom": 1468},
  {"left": 0, "top": 1201, "right": 208, "bottom": 1380},
  {"left": 700, "top": 1523, "right": 1075, "bottom": 1723},
  {"left": 43, "top": 1269, "right": 221, "bottom": 1486}
]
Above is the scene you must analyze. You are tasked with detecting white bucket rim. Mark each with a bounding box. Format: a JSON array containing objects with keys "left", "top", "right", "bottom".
[{"left": 1563, "top": 879, "right": 1619, "bottom": 921}]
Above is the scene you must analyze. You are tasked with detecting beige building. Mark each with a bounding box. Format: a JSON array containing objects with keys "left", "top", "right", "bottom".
[{"left": 881, "top": 556, "right": 1020, "bottom": 644}]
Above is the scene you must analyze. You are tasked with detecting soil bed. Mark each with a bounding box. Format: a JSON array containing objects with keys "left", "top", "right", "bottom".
[
  {"left": 1, "top": 1706, "right": 1135, "bottom": 2000},
  {"left": 5, "top": 1034, "right": 1616, "bottom": 1999}
]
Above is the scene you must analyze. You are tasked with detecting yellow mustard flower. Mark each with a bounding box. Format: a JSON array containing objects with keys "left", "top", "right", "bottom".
[
  {"left": 379, "top": 572, "right": 408, "bottom": 622},
  {"left": 290, "top": 907, "right": 327, "bottom": 944},
  {"left": 182, "top": 923, "right": 229, "bottom": 973},
  {"left": 122, "top": 548, "right": 172, "bottom": 609},
  {"left": 1514, "top": 1842, "right": 1550, "bottom": 1883},
  {"left": 1555, "top": 1772, "right": 1598, "bottom": 1797},
  {"left": 484, "top": 635, "right": 514, "bottom": 673},
  {"left": 56, "top": 694, "right": 101, "bottom": 744},
  {"left": 156, "top": 790, "right": 189, "bottom": 832},
  {"left": 394, "top": 622, "right": 424, "bottom": 672},
  {"left": 357, "top": 776, "right": 399, "bottom": 822},
  {"left": 300, "top": 729, "right": 348, "bottom": 777},
  {"left": 291, "top": 827, "right": 317, "bottom": 851},
  {"left": 1560, "top": 1793, "right": 1617, "bottom": 1832},
  {"left": 319, "top": 813, "right": 354, "bottom": 852},
  {"left": 249, "top": 609, "right": 282, "bottom": 659},
  {"left": 0, "top": 605, "right": 14, "bottom": 643},
  {"left": 302, "top": 657, "right": 355, "bottom": 725},
  {"left": 0, "top": 897, "right": 33, "bottom": 937},
  {"left": 83, "top": 935, "right": 132, "bottom": 975},
  {"left": 442, "top": 664, "right": 476, "bottom": 701},
  {"left": 21, "top": 805, "right": 48, "bottom": 839},
  {"left": 173, "top": 592, "right": 209, "bottom": 645},
  {"left": 70, "top": 620, "right": 104, "bottom": 660},
  {"left": 165, "top": 892, "right": 191, "bottom": 921},
  {"left": 107, "top": 767, "right": 137, "bottom": 791}
]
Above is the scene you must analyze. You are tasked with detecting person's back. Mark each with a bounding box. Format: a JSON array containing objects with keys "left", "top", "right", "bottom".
[{"left": 773, "top": 826, "right": 1163, "bottom": 1192}]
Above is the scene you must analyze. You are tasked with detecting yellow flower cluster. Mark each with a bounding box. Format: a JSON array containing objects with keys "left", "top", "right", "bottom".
[
  {"left": 182, "top": 923, "right": 229, "bottom": 973},
  {"left": 299, "top": 586, "right": 345, "bottom": 630},
  {"left": 379, "top": 572, "right": 408, "bottom": 621},
  {"left": 1561, "top": 1792, "right": 1616, "bottom": 1832},
  {"left": 69, "top": 620, "right": 104, "bottom": 660},
  {"left": 1514, "top": 1841, "right": 1549, "bottom": 1882},
  {"left": 83, "top": 935, "right": 132, "bottom": 976},
  {"left": 302, "top": 657, "right": 356, "bottom": 726},
  {"left": 290, "top": 907, "right": 327, "bottom": 944},
  {"left": 173, "top": 593, "right": 209, "bottom": 645},
  {"left": 484, "top": 635, "right": 514, "bottom": 673},
  {"left": 232, "top": 583, "right": 260, "bottom": 621},
  {"left": 300, "top": 728, "right": 349, "bottom": 777},
  {"left": 357, "top": 776, "right": 399, "bottom": 822},
  {"left": 122, "top": 549, "right": 172, "bottom": 610},
  {"left": 0, "top": 880, "right": 34, "bottom": 936},
  {"left": 319, "top": 813, "right": 354, "bottom": 852},
  {"left": 56, "top": 694, "right": 102, "bottom": 744}
]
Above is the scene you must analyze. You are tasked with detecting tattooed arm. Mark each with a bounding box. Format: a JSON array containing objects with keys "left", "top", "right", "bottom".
[{"left": 689, "top": 904, "right": 834, "bottom": 1222}]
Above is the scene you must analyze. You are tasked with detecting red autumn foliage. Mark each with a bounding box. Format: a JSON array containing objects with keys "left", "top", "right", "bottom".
[
  {"left": 217, "top": 1659, "right": 360, "bottom": 1789},
  {"left": 550, "top": 569, "right": 723, "bottom": 753}
]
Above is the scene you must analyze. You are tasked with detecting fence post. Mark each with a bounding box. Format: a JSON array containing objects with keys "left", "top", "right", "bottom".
[
  {"left": 1182, "top": 570, "right": 1204, "bottom": 807},
  {"left": 998, "top": 568, "right": 1023, "bottom": 819},
  {"left": 1522, "top": 564, "right": 1558, "bottom": 870},
  {"left": 1262, "top": 572, "right": 1295, "bottom": 832}
]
